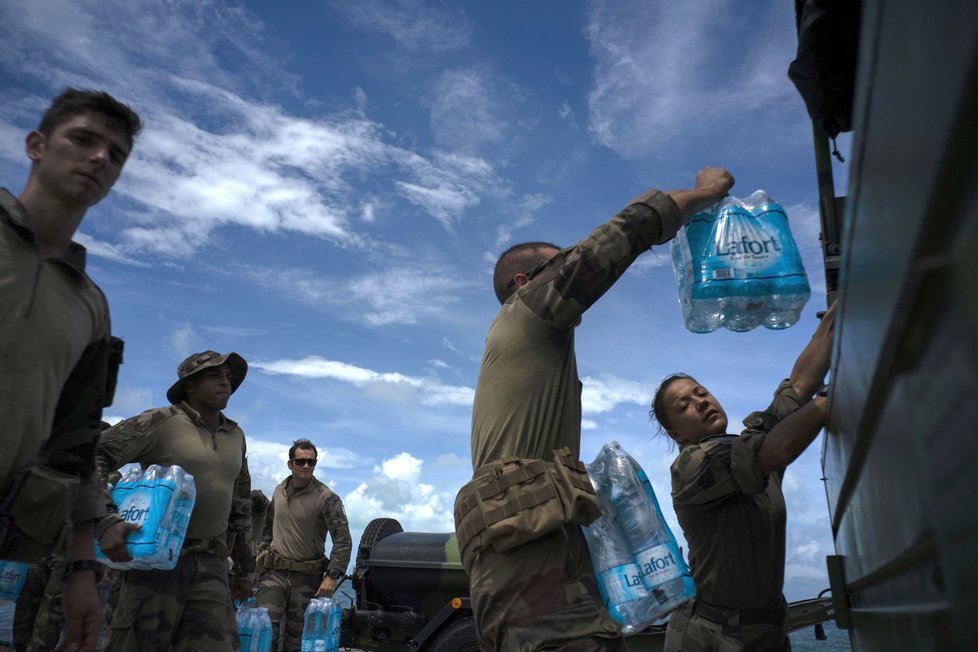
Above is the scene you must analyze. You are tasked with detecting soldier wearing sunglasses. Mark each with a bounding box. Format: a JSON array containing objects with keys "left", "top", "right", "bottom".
[{"left": 255, "top": 438, "right": 352, "bottom": 650}]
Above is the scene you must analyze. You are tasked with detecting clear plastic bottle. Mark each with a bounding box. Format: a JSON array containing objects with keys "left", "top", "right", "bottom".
[
  {"left": 583, "top": 508, "right": 649, "bottom": 634},
  {"left": 255, "top": 606, "right": 273, "bottom": 652},
  {"left": 236, "top": 602, "right": 256, "bottom": 652},
  {"left": 671, "top": 191, "right": 810, "bottom": 333},
  {"left": 591, "top": 443, "right": 695, "bottom": 623},
  {"left": 301, "top": 597, "right": 341, "bottom": 652},
  {"left": 97, "top": 464, "right": 195, "bottom": 570}
]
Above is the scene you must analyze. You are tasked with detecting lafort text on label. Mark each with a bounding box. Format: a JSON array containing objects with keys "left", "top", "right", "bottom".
[
  {"left": 717, "top": 235, "right": 782, "bottom": 256},
  {"left": 641, "top": 550, "right": 677, "bottom": 576},
  {"left": 120, "top": 505, "right": 151, "bottom": 522}
]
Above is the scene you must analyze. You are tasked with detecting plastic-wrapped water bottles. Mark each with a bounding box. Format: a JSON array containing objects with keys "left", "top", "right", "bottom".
[
  {"left": 671, "top": 190, "right": 810, "bottom": 333},
  {"left": 96, "top": 464, "right": 196, "bottom": 570},
  {"left": 236, "top": 602, "right": 273, "bottom": 652},
  {"left": 301, "top": 597, "right": 342, "bottom": 652},
  {"left": 584, "top": 442, "right": 695, "bottom": 634},
  {"left": 0, "top": 560, "right": 29, "bottom": 602},
  {"left": 0, "top": 561, "right": 29, "bottom": 648}
]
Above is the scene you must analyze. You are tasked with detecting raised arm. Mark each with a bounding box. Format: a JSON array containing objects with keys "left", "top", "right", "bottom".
[
  {"left": 630, "top": 167, "right": 735, "bottom": 222},
  {"left": 756, "top": 302, "right": 837, "bottom": 474}
]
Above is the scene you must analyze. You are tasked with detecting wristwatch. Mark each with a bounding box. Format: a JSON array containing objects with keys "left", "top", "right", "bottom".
[
  {"left": 63, "top": 559, "right": 103, "bottom": 580},
  {"left": 324, "top": 568, "right": 342, "bottom": 580}
]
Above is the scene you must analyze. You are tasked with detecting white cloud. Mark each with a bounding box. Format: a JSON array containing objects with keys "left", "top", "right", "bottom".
[
  {"left": 584, "top": 0, "right": 799, "bottom": 157},
  {"left": 110, "top": 383, "right": 154, "bottom": 416},
  {"left": 331, "top": 0, "right": 472, "bottom": 53},
  {"left": 343, "top": 452, "right": 456, "bottom": 534},
  {"left": 73, "top": 232, "right": 147, "bottom": 266},
  {"left": 239, "top": 261, "right": 472, "bottom": 327},
  {"left": 379, "top": 452, "right": 423, "bottom": 483},
  {"left": 427, "top": 68, "right": 507, "bottom": 152},
  {"left": 253, "top": 356, "right": 475, "bottom": 407},
  {"left": 581, "top": 373, "right": 650, "bottom": 415},
  {"left": 165, "top": 323, "right": 202, "bottom": 360},
  {"left": 0, "top": 0, "right": 511, "bottom": 254}
]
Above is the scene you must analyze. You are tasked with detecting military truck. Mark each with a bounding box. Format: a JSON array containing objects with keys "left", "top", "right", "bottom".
[{"left": 337, "top": 518, "right": 833, "bottom": 652}]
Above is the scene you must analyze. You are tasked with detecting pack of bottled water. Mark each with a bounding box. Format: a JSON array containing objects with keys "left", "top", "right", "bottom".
[
  {"left": 95, "top": 464, "right": 196, "bottom": 570},
  {"left": 236, "top": 601, "right": 273, "bottom": 652},
  {"left": 671, "top": 190, "right": 810, "bottom": 333},
  {"left": 301, "top": 596, "right": 342, "bottom": 652},
  {"left": 584, "top": 442, "right": 695, "bottom": 634}
]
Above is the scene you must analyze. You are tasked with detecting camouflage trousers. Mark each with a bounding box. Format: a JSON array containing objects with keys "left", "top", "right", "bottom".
[
  {"left": 12, "top": 557, "right": 63, "bottom": 652},
  {"left": 467, "top": 524, "right": 622, "bottom": 652},
  {"left": 253, "top": 569, "right": 322, "bottom": 652},
  {"left": 104, "top": 552, "right": 239, "bottom": 652},
  {"left": 663, "top": 607, "right": 792, "bottom": 652}
]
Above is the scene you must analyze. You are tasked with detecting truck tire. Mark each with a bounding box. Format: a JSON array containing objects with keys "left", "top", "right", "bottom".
[
  {"left": 356, "top": 517, "right": 403, "bottom": 568},
  {"left": 425, "top": 616, "right": 479, "bottom": 652}
]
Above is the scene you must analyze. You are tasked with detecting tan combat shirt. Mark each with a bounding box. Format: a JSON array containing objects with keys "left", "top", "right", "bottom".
[
  {"left": 0, "top": 188, "right": 110, "bottom": 523},
  {"left": 670, "top": 380, "right": 803, "bottom": 611},
  {"left": 471, "top": 192, "right": 684, "bottom": 468},
  {"left": 262, "top": 476, "right": 352, "bottom": 576},
  {"left": 95, "top": 401, "right": 254, "bottom": 576}
]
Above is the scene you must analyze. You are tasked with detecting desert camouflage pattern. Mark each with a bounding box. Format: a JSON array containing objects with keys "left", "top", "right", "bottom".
[
  {"left": 467, "top": 524, "right": 621, "bottom": 651},
  {"left": 664, "top": 608, "right": 792, "bottom": 652},
  {"left": 104, "top": 552, "right": 238, "bottom": 651},
  {"left": 254, "top": 569, "right": 322, "bottom": 651}
]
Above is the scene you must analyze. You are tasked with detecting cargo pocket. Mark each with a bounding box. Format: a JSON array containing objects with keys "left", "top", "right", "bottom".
[{"left": 550, "top": 448, "right": 601, "bottom": 526}]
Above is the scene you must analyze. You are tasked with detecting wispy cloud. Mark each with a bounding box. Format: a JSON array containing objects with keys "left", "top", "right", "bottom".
[
  {"left": 0, "top": 0, "right": 515, "bottom": 256},
  {"left": 239, "top": 260, "right": 473, "bottom": 327},
  {"left": 253, "top": 356, "right": 475, "bottom": 407},
  {"left": 330, "top": 0, "right": 472, "bottom": 53},
  {"left": 427, "top": 68, "right": 508, "bottom": 153},
  {"left": 584, "top": 0, "right": 799, "bottom": 157},
  {"left": 581, "top": 373, "right": 650, "bottom": 415}
]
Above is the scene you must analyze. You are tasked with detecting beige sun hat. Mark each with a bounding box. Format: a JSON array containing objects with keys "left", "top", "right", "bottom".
[{"left": 166, "top": 350, "right": 248, "bottom": 404}]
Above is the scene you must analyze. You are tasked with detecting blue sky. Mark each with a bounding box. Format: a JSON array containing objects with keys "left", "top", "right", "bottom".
[{"left": 0, "top": 0, "right": 851, "bottom": 601}]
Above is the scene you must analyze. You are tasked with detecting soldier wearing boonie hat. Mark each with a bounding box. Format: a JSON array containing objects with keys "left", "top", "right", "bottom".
[{"left": 95, "top": 350, "right": 255, "bottom": 652}]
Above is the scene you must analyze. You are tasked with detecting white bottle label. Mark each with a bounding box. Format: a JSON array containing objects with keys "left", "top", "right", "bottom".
[{"left": 634, "top": 543, "right": 682, "bottom": 586}]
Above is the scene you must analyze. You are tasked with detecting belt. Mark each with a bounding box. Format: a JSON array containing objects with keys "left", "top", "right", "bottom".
[
  {"left": 266, "top": 550, "right": 326, "bottom": 576},
  {"left": 181, "top": 536, "right": 229, "bottom": 559},
  {"left": 691, "top": 599, "right": 786, "bottom": 628}
]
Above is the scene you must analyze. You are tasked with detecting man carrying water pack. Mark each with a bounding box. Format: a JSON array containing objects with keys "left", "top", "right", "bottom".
[
  {"left": 454, "top": 167, "right": 735, "bottom": 651},
  {"left": 94, "top": 350, "right": 255, "bottom": 651},
  {"left": 0, "top": 88, "right": 141, "bottom": 652},
  {"left": 254, "top": 438, "right": 352, "bottom": 651}
]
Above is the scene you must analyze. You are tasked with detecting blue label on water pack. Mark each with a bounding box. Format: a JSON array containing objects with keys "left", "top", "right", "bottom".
[{"left": 0, "top": 561, "right": 29, "bottom": 601}]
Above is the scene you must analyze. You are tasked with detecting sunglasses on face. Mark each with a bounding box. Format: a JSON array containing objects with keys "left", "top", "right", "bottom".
[{"left": 291, "top": 458, "right": 317, "bottom": 467}]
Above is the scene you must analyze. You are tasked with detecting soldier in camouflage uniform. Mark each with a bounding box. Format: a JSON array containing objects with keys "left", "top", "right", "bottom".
[
  {"left": 456, "top": 168, "right": 735, "bottom": 651},
  {"left": 0, "top": 89, "right": 142, "bottom": 652},
  {"left": 255, "top": 438, "right": 352, "bottom": 651},
  {"left": 651, "top": 303, "right": 836, "bottom": 652},
  {"left": 94, "top": 350, "right": 255, "bottom": 651}
]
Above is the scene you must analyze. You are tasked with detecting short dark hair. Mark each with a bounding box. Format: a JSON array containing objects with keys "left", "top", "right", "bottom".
[
  {"left": 289, "top": 438, "right": 318, "bottom": 460},
  {"left": 649, "top": 373, "right": 699, "bottom": 436},
  {"left": 38, "top": 88, "right": 142, "bottom": 147},
  {"left": 492, "top": 241, "right": 559, "bottom": 304}
]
